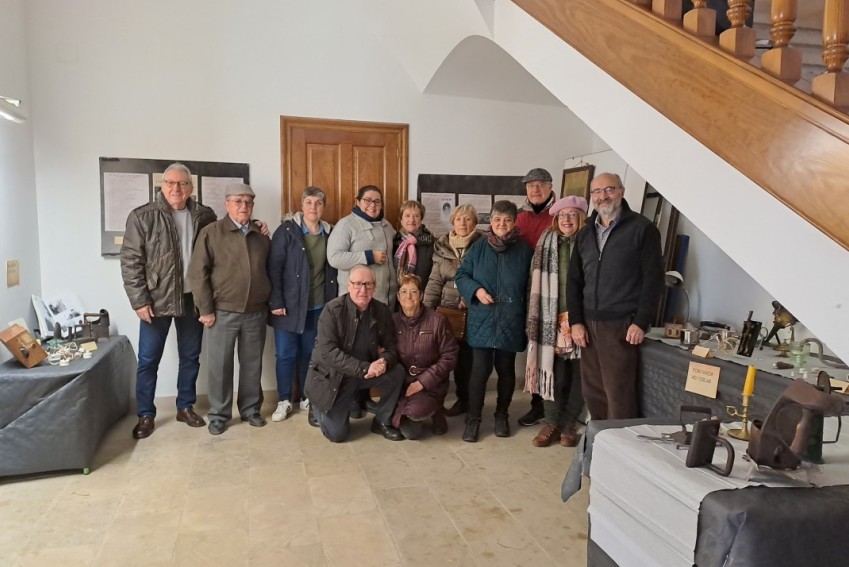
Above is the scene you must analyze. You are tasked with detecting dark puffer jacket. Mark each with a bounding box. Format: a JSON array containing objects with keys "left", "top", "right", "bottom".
[
  {"left": 393, "top": 307, "right": 458, "bottom": 398},
  {"left": 454, "top": 236, "right": 533, "bottom": 352},
  {"left": 393, "top": 226, "right": 435, "bottom": 288},
  {"left": 305, "top": 295, "right": 398, "bottom": 413},
  {"left": 120, "top": 194, "right": 216, "bottom": 316}
]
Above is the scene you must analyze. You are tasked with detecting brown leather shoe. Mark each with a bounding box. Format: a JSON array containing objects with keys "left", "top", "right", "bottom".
[
  {"left": 431, "top": 410, "right": 448, "bottom": 436},
  {"left": 560, "top": 424, "right": 580, "bottom": 447},
  {"left": 532, "top": 424, "right": 560, "bottom": 447},
  {"left": 176, "top": 407, "right": 206, "bottom": 427},
  {"left": 132, "top": 416, "right": 155, "bottom": 439}
]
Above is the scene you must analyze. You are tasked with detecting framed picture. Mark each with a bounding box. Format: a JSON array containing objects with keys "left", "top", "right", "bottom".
[{"left": 561, "top": 165, "right": 595, "bottom": 200}]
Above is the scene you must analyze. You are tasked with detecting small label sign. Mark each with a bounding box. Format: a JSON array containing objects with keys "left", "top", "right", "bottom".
[{"left": 685, "top": 361, "right": 721, "bottom": 399}]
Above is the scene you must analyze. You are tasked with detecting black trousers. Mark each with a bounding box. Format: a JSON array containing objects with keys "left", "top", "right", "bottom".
[
  {"left": 468, "top": 348, "right": 517, "bottom": 420},
  {"left": 315, "top": 364, "right": 405, "bottom": 442},
  {"left": 452, "top": 341, "right": 473, "bottom": 406}
]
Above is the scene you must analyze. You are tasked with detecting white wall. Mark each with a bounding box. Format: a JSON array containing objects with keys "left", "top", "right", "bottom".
[
  {"left": 493, "top": 0, "right": 849, "bottom": 362},
  {"left": 25, "top": 0, "right": 597, "bottom": 397},
  {"left": 0, "top": 0, "right": 41, "bottom": 362}
]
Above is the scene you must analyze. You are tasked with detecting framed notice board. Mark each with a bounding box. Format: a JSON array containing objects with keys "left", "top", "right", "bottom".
[{"left": 99, "top": 157, "right": 249, "bottom": 256}]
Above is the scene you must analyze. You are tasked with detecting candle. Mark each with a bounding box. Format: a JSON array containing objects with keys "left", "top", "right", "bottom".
[{"left": 742, "top": 365, "right": 757, "bottom": 396}]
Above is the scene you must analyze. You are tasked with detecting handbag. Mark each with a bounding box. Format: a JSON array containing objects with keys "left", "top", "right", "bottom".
[{"left": 436, "top": 306, "right": 467, "bottom": 341}]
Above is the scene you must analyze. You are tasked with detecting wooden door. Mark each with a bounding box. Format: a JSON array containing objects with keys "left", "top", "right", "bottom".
[{"left": 281, "top": 116, "right": 409, "bottom": 227}]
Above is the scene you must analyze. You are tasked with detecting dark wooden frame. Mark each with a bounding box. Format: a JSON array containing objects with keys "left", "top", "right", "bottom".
[{"left": 561, "top": 164, "right": 595, "bottom": 200}]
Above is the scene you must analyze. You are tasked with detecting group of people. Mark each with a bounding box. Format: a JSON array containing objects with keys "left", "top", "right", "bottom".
[{"left": 120, "top": 162, "right": 663, "bottom": 445}]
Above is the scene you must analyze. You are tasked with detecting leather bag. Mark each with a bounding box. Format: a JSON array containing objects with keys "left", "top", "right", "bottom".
[{"left": 436, "top": 306, "right": 467, "bottom": 341}]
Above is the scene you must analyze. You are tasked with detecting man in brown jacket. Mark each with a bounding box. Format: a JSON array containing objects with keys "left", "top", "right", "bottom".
[{"left": 187, "top": 184, "right": 271, "bottom": 435}]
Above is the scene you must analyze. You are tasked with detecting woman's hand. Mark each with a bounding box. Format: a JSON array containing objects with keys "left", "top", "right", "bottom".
[
  {"left": 475, "top": 288, "right": 494, "bottom": 305},
  {"left": 271, "top": 308, "right": 287, "bottom": 316},
  {"left": 373, "top": 250, "right": 387, "bottom": 265},
  {"left": 405, "top": 380, "right": 424, "bottom": 397}
]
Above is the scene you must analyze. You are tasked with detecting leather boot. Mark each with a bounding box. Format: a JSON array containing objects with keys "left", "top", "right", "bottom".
[
  {"left": 444, "top": 399, "right": 468, "bottom": 417},
  {"left": 463, "top": 418, "right": 481, "bottom": 443},
  {"left": 431, "top": 410, "right": 448, "bottom": 436},
  {"left": 494, "top": 415, "right": 511, "bottom": 438}
]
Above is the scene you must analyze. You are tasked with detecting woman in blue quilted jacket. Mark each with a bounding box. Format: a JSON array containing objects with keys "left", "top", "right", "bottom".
[{"left": 455, "top": 200, "right": 532, "bottom": 443}]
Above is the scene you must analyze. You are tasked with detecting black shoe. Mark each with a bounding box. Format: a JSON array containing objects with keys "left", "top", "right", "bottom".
[
  {"left": 307, "top": 406, "right": 319, "bottom": 428},
  {"left": 241, "top": 413, "right": 266, "bottom": 427},
  {"left": 365, "top": 398, "right": 379, "bottom": 415},
  {"left": 208, "top": 419, "right": 227, "bottom": 436},
  {"left": 494, "top": 415, "right": 511, "bottom": 438},
  {"left": 518, "top": 405, "right": 545, "bottom": 427},
  {"left": 370, "top": 417, "right": 404, "bottom": 441},
  {"left": 444, "top": 399, "right": 468, "bottom": 417},
  {"left": 399, "top": 417, "right": 423, "bottom": 440},
  {"left": 463, "top": 418, "right": 481, "bottom": 443},
  {"left": 132, "top": 416, "right": 155, "bottom": 439},
  {"left": 350, "top": 400, "right": 366, "bottom": 419},
  {"left": 431, "top": 410, "right": 448, "bottom": 436}
]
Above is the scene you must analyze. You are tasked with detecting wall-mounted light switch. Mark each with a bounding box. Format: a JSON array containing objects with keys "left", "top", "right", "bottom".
[{"left": 7, "top": 260, "right": 20, "bottom": 287}]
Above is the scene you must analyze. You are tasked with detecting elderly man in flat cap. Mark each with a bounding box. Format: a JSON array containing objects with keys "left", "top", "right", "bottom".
[
  {"left": 515, "top": 167, "right": 557, "bottom": 427},
  {"left": 188, "top": 183, "right": 272, "bottom": 435}
]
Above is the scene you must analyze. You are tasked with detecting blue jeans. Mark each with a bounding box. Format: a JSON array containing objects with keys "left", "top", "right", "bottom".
[
  {"left": 135, "top": 294, "right": 204, "bottom": 417},
  {"left": 274, "top": 307, "right": 321, "bottom": 401}
]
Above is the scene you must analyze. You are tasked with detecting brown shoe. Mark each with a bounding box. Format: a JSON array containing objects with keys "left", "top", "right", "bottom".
[
  {"left": 176, "top": 407, "right": 206, "bottom": 427},
  {"left": 432, "top": 410, "right": 448, "bottom": 436},
  {"left": 132, "top": 416, "right": 155, "bottom": 439},
  {"left": 560, "top": 424, "right": 580, "bottom": 447},
  {"left": 532, "top": 424, "right": 560, "bottom": 447}
]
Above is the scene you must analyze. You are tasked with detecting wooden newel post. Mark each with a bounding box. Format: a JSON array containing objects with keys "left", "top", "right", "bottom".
[
  {"left": 761, "top": 0, "right": 802, "bottom": 84},
  {"left": 653, "top": 0, "right": 683, "bottom": 22},
  {"left": 683, "top": 1, "right": 717, "bottom": 39},
  {"left": 719, "top": 0, "right": 756, "bottom": 61},
  {"left": 812, "top": 0, "right": 849, "bottom": 110}
]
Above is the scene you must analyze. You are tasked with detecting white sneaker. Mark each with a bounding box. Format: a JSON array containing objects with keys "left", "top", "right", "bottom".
[
  {"left": 299, "top": 398, "right": 310, "bottom": 411},
  {"left": 272, "top": 400, "right": 293, "bottom": 422}
]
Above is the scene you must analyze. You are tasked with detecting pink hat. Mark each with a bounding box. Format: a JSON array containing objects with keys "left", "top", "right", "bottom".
[{"left": 550, "top": 195, "right": 588, "bottom": 216}]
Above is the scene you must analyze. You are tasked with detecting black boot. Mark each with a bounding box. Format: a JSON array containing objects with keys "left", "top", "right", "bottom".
[
  {"left": 518, "top": 395, "right": 545, "bottom": 427},
  {"left": 444, "top": 399, "right": 468, "bottom": 417},
  {"left": 307, "top": 406, "right": 319, "bottom": 428},
  {"left": 494, "top": 415, "right": 511, "bottom": 438},
  {"left": 463, "top": 418, "right": 481, "bottom": 443}
]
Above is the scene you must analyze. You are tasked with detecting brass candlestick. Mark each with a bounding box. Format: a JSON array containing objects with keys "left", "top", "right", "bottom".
[{"left": 726, "top": 394, "right": 752, "bottom": 440}]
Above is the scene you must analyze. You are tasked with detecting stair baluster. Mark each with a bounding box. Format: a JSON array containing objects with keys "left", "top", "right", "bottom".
[
  {"left": 683, "top": 0, "right": 717, "bottom": 38},
  {"left": 761, "top": 0, "right": 802, "bottom": 84},
  {"left": 653, "top": 0, "right": 683, "bottom": 22},
  {"left": 720, "top": 0, "right": 756, "bottom": 60},
  {"left": 812, "top": 0, "right": 849, "bottom": 109}
]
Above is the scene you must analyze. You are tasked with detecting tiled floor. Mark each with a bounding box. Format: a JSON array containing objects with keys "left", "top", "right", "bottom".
[{"left": 0, "top": 396, "right": 589, "bottom": 567}]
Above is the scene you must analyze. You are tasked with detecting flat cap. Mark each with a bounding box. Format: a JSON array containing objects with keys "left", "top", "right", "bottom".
[
  {"left": 225, "top": 183, "right": 255, "bottom": 198},
  {"left": 521, "top": 168, "right": 553, "bottom": 184}
]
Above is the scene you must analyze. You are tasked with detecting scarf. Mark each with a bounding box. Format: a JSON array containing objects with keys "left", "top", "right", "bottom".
[
  {"left": 394, "top": 231, "right": 418, "bottom": 277},
  {"left": 448, "top": 231, "right": 474, "bottom": 258},
  {"left": 352, "top": 205, "right": 384, "bottom": 222},
  {"left": 485, "top": 226, "right": 520, "bottom": 253},
  {"left": 525, "top": 231, "right": 579, "bottom": 400}
]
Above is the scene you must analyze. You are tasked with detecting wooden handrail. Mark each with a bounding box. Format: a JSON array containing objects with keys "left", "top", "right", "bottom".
[{"left": 512, "top": 0, "right": 849, "bottom": 252}]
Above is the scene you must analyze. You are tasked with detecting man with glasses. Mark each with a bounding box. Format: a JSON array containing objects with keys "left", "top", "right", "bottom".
[
  {"left": 187, "top": 184, "right": 272, "bottom": 435},
  {"left": 121, "top": 163, "right": 217, "bottom": 439},
  {"left": 515, "top": 167, "right": 557, "bottom": 427},
  {"left": 567, "top": 172, "right": 664, "bottom": 420},
  {"left": 304, "top": 264, "right": 405, "bottom": 442}
]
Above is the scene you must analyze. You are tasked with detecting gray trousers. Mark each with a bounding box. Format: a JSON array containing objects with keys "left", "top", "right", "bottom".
[
  {"left": 206, "top": 310, "right": 266, "bottom": 421},
  {"left": 315, "top": 364, "right": 405, "bottom": 443}
]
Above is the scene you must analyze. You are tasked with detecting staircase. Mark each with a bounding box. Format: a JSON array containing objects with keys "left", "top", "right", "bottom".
[{"left": 752, "top": 3, "right": 826, "bottom": 92}]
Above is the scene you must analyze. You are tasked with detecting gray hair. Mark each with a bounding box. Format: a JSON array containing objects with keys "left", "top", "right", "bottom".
[
  {"left": 301, "top": 186, "right": 326, "bottom": 204},
  {"left": 163, "top": 162, "right": 192, "bottom": 182},
  {"left": 450, "top": 203, "right": 478, "bottom": 225},
  {"left": 490, "top": 200, "right": 518, "bottom": 220},
  {"left": 349, "top": 264, "right": 375, "bottom": 281},
  {"left": 594, "top": 172, "right": 624, "bottom": 188}
]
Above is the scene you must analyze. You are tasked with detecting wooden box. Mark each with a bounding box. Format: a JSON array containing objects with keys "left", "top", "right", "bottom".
[{"left": 0, "top": 324, "right": 47, "bottom": 368}]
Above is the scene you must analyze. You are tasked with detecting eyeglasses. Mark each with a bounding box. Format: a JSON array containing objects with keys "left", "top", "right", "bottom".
[
  {"left": 589, "top": 185, "right": 621, "bottom": 196},
  {"left": 398, "top": 289, "right": 420, "bottom": 297},
  {"left": 349, "top": 281, "right": 376, "bottom": 290},
  {"left": 228, "top": 198, "right": 254, "bottom": 207},
  {"left": 360, "top": 197, "right": 382, "bottom": 207},
  {"left": 162, "top": 180, "right": 191, "bottom": 189},
  {"left": 557, "top": 212, "right": 581, "bottom": 220}
]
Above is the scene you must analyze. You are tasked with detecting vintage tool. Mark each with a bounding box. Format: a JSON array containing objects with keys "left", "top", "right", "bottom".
[
  {"left": 737, "top": 310, "right": 762, "bottom": 357},
  {"left": 685, "top": 416, "right": 735, "bottom": 477},
  {"left": 75, "top": 310, "right": 111, "bottom": 342},
  {"left": 747, "top": 378, "right": 845, "bottom": 470},
  {"left": 761, "top": 301, "right": 798, "bottom": 349},
  {"left": 0, "top": 324, "right": 48, "bottom": 368},
  {"left": 800, "top": 371, "right": 843, "bottom": 463},
  {"left": 680, "top": 327, "right": 700, "bottom": 348},
  {"left": 636, "top": 405, "right": 713, "bottom": 448}
]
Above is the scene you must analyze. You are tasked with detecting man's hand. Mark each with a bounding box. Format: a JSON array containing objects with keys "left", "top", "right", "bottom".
[
  {"left": 364, "top": 358, "right": 387, "bottom": 379},
  {"left": 253, "top": 219, "right": 270, "bottom": 237},
  {"left": 373, "top": 250, "right": 387, "bottom": 265},
  {"left": 475, "top": 288, "right": 494, "bottom": 305},
  {"left": 626, "top": 324, "right": 645, "bottom": 345},
  {"left": 405, "top": 380, "right": 424, "bottom": 397},
  {"left": 199, "top": 313, "right": 216, "bottom": 328},
  {"left": 271, "top": 308, "right": 287, "bottom": 316},
  {"left": 135, "top": 305, "right": 154, "bottom": 324},
  {"left": 572, "top": 323, "right": 588, "bottom": 348}
]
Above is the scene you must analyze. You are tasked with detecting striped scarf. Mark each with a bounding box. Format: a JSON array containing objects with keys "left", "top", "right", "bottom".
[{"left": 394, "top": 233, "right": 418, "bottom": 277}]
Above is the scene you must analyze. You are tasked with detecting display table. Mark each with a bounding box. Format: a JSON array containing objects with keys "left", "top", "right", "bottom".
[
  {"left": 0, "top": 336, "right": 134, "bottom": 477},
  {"left": 588, "top": 423, "right": 849, "bottom": 567}
]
